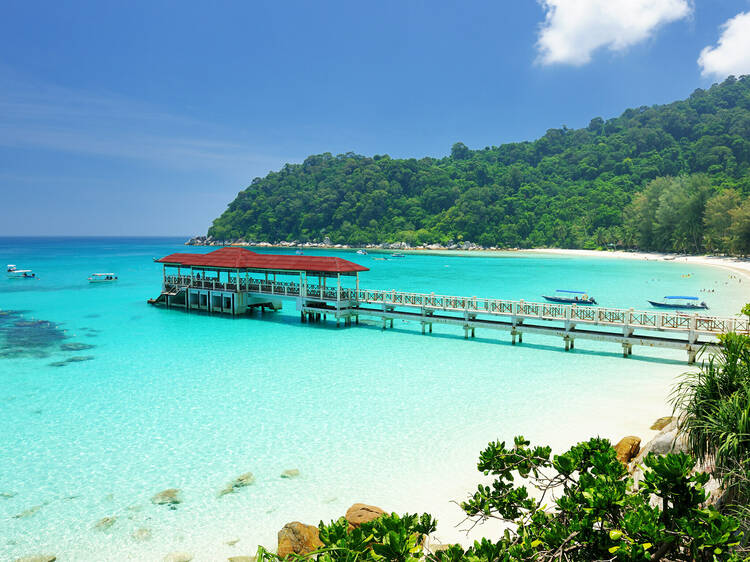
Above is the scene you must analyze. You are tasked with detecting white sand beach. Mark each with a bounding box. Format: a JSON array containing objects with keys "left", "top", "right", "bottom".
[{"left": 522, "top": 248, "right": 750, "bottom": 282}]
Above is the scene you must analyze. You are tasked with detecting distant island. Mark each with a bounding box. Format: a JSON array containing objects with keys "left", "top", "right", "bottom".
[{"left": 207, "top": 75, "right": 750, "bottom": 256}]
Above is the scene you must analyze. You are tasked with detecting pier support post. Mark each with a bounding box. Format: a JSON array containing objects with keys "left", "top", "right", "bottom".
[
  {"left": 464, "top": 325, "right": 468, "bottom": 339},
  {"left": 471, "top": 327, "right": 475, "bottom": 338},
  {"left": 421, "top": 323, "right": 425, "bottom": 334},
  {"left": 687, "top": 348, "right": 696, "bottom": 364},
  {"left": 389, "top": 319, "right": 394, "bottom": 329},
  {"left": 382, "top": 318, "right": 387, "bottom": 330},
  {"left": 570, "top": 338, "right": 574, "bottom": 350},
  {"left": 518, "top": 332, "right": 523, "bottom": 344},
  {"left": 622, "top": 343, "right": 633, "bottom": 358},
  {"left": 564, "top": 337, "right": 570, "bottom": 351},
  {"left": 301, "top": 311, "right": 305, "bottom": 323},
  {"left": 512, "top": 332, "right": 516, "bottom": 345},
  {"left": 355, "top": 315, "right": 359, "bottom": 325},
  {"left": 429, "top": 323, "right": 432, "bottom": 333},
  {"left": 336, "top": 319, "right": 340, "bottom": 328}
]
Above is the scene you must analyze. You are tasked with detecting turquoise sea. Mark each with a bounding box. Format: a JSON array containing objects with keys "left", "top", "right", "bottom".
[{"left": 1, "top": 238, "right": 747, "bottom": 561}]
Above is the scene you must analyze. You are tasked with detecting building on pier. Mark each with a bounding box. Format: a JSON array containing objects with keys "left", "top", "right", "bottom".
[{"left": 150, "top": 246, "right": 368, "bottom": 316}]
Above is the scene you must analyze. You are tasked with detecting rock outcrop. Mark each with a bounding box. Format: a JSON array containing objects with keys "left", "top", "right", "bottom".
[
  {"left": 345, "top": 503, "right": 386, "bottom": 529},
  {"left": 650, "top": 416, "right": 674, "bottom": 430},
  {"left": 614, "top": 436, "right": 641, "bottom": 464},
  {"left": 277, "top": 521, "right": 323, "bottom": 557}
]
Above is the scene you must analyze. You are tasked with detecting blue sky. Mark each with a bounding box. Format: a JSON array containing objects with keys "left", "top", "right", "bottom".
[{"left": 2, "top": 0, "right": 750, "bottom": 236}]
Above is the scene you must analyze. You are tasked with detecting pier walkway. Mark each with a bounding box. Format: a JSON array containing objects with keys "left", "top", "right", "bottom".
[{"left": 154, "top": 258, "right": 748, "bottom": 364}]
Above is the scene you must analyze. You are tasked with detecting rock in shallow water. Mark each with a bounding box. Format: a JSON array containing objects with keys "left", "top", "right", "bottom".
[
  {"left": 93, "top": 516, "right": 117, "bottom": 530},
  {"left": 163, "top": 552, "right": 193, "bottom": 562},
  {"left": 280, "top": 469, "right": 300, "bottom": 479},
  {"left": 131, "top": 527, "right": 153, "bottom": 541},
  {"left": 219, "top": 472, "right": 255, "bottom": 497},
  {"left": 14, "top": 556, "right": 56, "bottom": 562},
  {"left": 13, "top": 505, "right": 43, "bottom": 519},
  {"left": 227, "top": 557, "right": 256, "bottom": 562},
  {"left": 151, "top": 488, "right": 182, "bottom": 506}
]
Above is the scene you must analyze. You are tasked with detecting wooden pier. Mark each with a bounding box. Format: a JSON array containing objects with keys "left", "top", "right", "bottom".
[{"left": 150, "top": 247, "right": 749, "bottom": 364}]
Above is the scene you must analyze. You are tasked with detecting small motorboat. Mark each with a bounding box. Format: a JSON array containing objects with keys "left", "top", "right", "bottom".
[
  {"left": 356, "top": 249, "right": 368, "bottom": 255},
  {"left": 390, "top": 252, "right": 405, "bottom": 258},
  {"left": 88, "top": 273, "right": 118, "bottom": 283},
  {"left": 295, "top": 250, "right": 304, "bottom": 255},
  {"left": 647, "top": 296, "right": 708, "bottom": 310},
  {"left": 8, "top": 266, "right": 35, "bottom": 279},
  {"left": 542, "top": 289, "right": 597, "bottom": 305}
]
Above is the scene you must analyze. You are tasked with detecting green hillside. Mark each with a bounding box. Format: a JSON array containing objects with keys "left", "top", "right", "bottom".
[{"left": 209, "top": 75, "right": 750, "bottom": 254}]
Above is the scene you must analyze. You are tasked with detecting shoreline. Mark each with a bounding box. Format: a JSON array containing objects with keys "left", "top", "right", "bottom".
[
  {"left": 187, "top": 238, "right": 750, "bottom": 282},
  {"left": 521, "top": 248, "right": 750, "bottom": 282}
]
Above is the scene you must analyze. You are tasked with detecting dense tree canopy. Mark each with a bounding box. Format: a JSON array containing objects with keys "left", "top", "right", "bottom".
[{"left": 209, "top": 76, "right": 750, "bottom": 254}]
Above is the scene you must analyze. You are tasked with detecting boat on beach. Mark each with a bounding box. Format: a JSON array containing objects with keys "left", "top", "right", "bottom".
[
  {"left": 542, "top": 289, "right": 597, "bottom": 305},
  {"left": 88, "top": 273, "right": 118, "bottom": 283},
  {"left": 647, "top": 296, "right": 708, "bottom": 310}
]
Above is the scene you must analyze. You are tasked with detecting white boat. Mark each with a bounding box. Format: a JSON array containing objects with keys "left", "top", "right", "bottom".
[
  {"left": 356, "top": 249, "right": 367, "bottom": 255},
  {"left": 88, "top": 273, "right": 118, "bottom": 283},
  {"left": 7, "top": 264, "right": 16, "bottom": 272},
  {"left": 8, "top": 268, "right": 35, "bottom": 278}
]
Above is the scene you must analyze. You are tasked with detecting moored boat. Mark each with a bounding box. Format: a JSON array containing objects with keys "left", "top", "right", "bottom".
[
  {"left": 542, "top": 289, "right": 597, "bottom": 305},
  {"left": 647, "top": 296, "right": 708, "bottom": 310},
  {"left": 356, "top": 249, "right": 367, "bottom": 255},
  {"left": 88, "top": 273, "right": 118, "bottom": 283},
  {"left": 7, "top": 265, "right": 36, "bottom": 278},
  {"left": 390, "top": 252, "right": 405, "bottom": 258}
]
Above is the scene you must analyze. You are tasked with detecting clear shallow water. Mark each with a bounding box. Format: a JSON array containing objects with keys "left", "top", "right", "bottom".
[{"left": 1, "top": 238, "right": 747, "bottom": 561}]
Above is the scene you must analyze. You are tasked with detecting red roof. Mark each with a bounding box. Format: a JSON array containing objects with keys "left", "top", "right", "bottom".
[{"left": 156, "top": 247, "right": 369, "bottom": 274}]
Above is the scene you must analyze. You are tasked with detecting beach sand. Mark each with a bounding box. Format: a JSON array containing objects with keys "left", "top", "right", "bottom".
[{"left": 522, "top": 248, "right": 750, "bottom": 282}]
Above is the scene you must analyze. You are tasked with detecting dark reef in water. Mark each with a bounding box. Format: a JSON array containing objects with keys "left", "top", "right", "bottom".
[
  {"left": 61, "top": 342, "right": 96, "bottom": 351},
  {"left": 0, "top": 310, "right": 68, "bottom": 359},
  {"left": 48, "top": 355, "right": 95, "bottom": 367}
]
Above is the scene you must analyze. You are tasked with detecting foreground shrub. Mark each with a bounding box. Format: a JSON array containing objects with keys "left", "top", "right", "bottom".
[{"left": 257, "top": 437, "right": 746, "bottom": 561}]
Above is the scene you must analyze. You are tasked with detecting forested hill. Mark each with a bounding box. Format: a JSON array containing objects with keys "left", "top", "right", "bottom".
[{"left": 208, "top": 75, "right": 750, "bottom": 254}]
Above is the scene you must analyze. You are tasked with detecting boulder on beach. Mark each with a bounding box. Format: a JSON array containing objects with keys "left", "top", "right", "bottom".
[
  {"left": 280, "top": 469, "right": 300, "bottom": 479},
  {"left": 614, "top": 436, "right": 641, "bottom": 464},
  {"left": 227, "top": 557, "right": 256, "bottom": 562},
  {"left": 151, "top": 488, "right": 182, "bottom": 506},
  {"left": 277, "top": 521, "right": 323, "bottom": 557},
  {"left": 225, "top": 538, "right": 240, "bottom": 546},
  {"left": 345, "top": 503, "right": 386, "bottom": 529},
  {"left": 219, "top": 472, "right": 255, "bottom": 497},
  {"left": 14, "top": 556, "right": 56, "bottom": 562},
  {"left": 650, "top": 416, "right": 674, "bottom": 431},
  {"left": 163, "top": 552, "right": 193, "bottom": 562},
  {"left": 93, "top": 516, "right": 117, "bottom": 530}
]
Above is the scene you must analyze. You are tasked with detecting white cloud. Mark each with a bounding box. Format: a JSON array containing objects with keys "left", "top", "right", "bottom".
[
  {"left": 536, "top": 0, "right": 692, "bottom": 66},
  {"left": 698, "top": 11, "right": 750, "bottom": 78}
]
